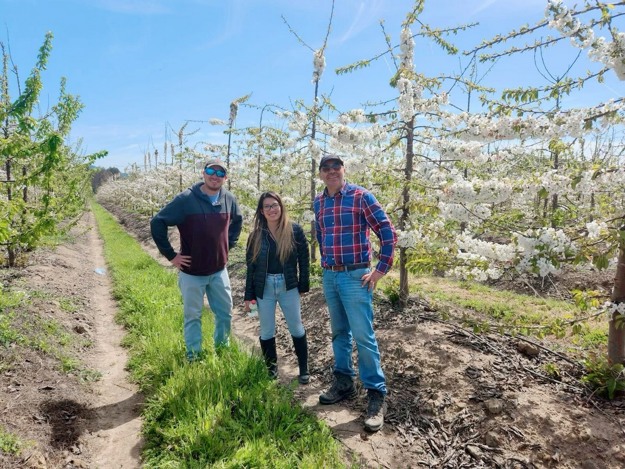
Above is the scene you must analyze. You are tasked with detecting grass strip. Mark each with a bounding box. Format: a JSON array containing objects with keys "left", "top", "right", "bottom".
[
  {"left": 402, "top": 275, "right": 608, "bottom": 353},
  {"left": 91, "top": 202, "right": 346, "bottom": 468}
]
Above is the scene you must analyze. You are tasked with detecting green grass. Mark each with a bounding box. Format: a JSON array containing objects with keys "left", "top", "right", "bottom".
[
  {"left": 380, "top": 272, "right": 608, "bottom": 355},
  {"left": 0, "top": 312, "right": 24, "bottom": 349},
  {"left": 0, "top": 289, "right": 28, "bottom": 350},
  {"left": 91, "top": 202, "right": 348, "bottom": 468},
  {"left": 78, "top": 368, "right": 102, "bottom": 382},
  {"left": 415, "top": 276, "right": 577, "bottom": 318},
  {"left": 0, "top": 426, "right": 24, "bottom": 455},
  {"left": 58, "top": 297, "right": 79, "bottom": 313},
  {"left": 577, "top": 328, "right": 608, "bottom": 348},
  {"left": 25, "top": 289, "right": 54, "bottom": 300}
]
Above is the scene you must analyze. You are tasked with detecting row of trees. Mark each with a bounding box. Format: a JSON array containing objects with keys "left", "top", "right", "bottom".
[
  {"left": 0, "top": 32, "right": 103, "bottom": 267},
  {"left": 96, "top": 0, "right": 624, "bottom": 365}
]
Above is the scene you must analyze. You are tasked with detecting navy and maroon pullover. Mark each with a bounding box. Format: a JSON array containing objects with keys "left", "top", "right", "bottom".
[{"left": 150, "top": 181, "right": 243, "bottom": 276}]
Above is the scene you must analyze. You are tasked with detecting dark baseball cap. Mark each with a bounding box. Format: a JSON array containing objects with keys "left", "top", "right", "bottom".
[
  {"left": 318, "top": 154, "right": 344, "bottom": 170},
  {"left": 204, "top": 158, "right": 227, "bottom": 173}
]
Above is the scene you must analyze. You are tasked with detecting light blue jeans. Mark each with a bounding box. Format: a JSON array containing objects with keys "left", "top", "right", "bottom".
[
  {"left": 322, "top": 267, "right": 386, "bottom": 394},
  {"left": 257, "top": 273, "right": 305, "bottom": 340},
  {"left": 178, "top": 269, "right": 232, "bottom": 358}
]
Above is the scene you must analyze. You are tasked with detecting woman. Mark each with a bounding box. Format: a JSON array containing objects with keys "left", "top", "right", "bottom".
[{"left": 244, "top": 192, "right": 310, "bottom": 384}]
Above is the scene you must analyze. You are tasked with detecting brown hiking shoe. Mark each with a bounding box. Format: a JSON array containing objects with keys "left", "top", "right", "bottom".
[{"left": 364, "top": 389, "right": 387, "bottom": 432}]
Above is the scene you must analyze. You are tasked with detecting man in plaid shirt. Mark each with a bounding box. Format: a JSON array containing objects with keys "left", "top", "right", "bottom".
[{"left": 314, "top": 153, "right": 397, "bottom": 432}]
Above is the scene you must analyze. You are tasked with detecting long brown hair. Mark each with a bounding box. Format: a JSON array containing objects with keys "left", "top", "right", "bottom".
[{"left": 247, "top": 192, "right": 295, "bottom": 264}]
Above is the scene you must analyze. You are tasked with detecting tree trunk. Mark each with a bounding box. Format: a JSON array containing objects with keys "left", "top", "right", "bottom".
[
  {"left": 551, "top": 142, "right": 559, "bottom": 228},
  {"left": 309, "top": 78, "right": 320, "bottom": 263},
  {"left": 608, "top": 226, "right": 625, "bottom": 365},
  {"left": 5, "top": 158, "right": 15, "bottom": 266},
  {"left": 398, "top": 118, "right": 415, "bottom": 308}
]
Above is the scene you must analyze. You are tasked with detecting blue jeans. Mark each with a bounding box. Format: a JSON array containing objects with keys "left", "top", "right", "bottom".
[
  {"left": 257, "top": 273, "right": 305, "bottom": 340},
  {"left": 178, "top": 269, "right": 232, "bottom": 358},
  {"left": 322, "top": 267, "right": 386, "bottom": 394}
]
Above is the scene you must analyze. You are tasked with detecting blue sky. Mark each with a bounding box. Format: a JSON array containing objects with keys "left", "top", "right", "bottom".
[{"left": 2, "top": 0, "right": 621, "bottom": 170}]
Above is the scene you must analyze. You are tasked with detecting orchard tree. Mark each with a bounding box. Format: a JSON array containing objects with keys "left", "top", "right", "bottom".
[
  {"left": 207, "top": 94, "right": 251, "bottom": 191},
  {"left": 458, "top": 0, "right": 625, "bottom": 365},
  {"left": 282, "top": 1, "right": 336, "bottom": 260},
  {"left": 319, "top": 1, "right": 475, "bottom": 307},
  {"left": 91, "top": 166, "right": 121, "bottom": 193},
  {"left": 0, "top": 32, "right": 102, "bottom": 266}
]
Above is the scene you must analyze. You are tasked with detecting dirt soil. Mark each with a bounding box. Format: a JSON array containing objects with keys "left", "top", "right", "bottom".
[
  {"left": 0, "top": 211, "right": 142, "bottom": 469},
  {"left": 2, "top": 206, "right": 625, "bottom": 469}
]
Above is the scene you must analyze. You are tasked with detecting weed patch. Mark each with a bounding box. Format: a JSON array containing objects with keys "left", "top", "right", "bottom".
[{"left": 0, "top": 427, "right": 23, "bottom": 455}]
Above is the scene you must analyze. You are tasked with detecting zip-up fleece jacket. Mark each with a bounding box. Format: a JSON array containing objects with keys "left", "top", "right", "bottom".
[
  {"left": 244, "top": 223, "right": 310, "bottom": 301},
  {"left": 150, "top": 181, "right": 243, "bottom": 276}
]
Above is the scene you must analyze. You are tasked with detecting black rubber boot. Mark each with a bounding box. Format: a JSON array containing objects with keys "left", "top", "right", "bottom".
[
  {"left": 319, "top": 372, "right": 357, "bottom": 404},
  {"left": 291, "top": 333, "right": 310, "bottom": 384},
  {"left": 259, "top": 337, "right": 278, "bottom": 380}
]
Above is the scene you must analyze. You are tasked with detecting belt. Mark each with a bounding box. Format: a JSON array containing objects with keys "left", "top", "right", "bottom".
[{"left": 324, "top": 263, "right": 370, "bottom": 272}]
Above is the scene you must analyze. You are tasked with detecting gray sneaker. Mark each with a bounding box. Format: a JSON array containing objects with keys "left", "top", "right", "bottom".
[
  {"left": 319, "top": 373, "right": 357, "bottom": 404},
  {"left": 364, "top": 389, "right": 387, "bottom": 432}
]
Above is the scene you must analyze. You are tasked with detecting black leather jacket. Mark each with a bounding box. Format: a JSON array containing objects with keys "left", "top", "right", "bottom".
[{"left": 244, "top": 223, "right": 310, "bottom": 301}]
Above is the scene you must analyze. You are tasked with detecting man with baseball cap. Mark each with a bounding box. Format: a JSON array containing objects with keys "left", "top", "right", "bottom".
[
  {"left": 314, "top": 152, "right": 397, "bottom": 432},
  {"left": 151, "top": 157, "right": 243, "bottom": 360}
]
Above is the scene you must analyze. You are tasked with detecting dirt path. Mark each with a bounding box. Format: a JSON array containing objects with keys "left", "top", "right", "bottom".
[
  {"left": 0, "top": 211, "right": 142, "bottom": 469},
  {"left": 82, "top": 210, "right": 143, "bottom": 468}
]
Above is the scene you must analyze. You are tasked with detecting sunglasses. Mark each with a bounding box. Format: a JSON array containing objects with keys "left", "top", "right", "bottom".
[
  {"left": 205, "top": 167, "right": 226, "bottom": 178},
  {"left": 320, "top": 162, "right": 342, "bottom": 172}
]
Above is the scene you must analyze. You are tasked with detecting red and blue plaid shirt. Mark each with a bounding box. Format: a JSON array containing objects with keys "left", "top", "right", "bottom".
[{"left": 314, "top": 182, "right": 397, "bottom": 274}]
